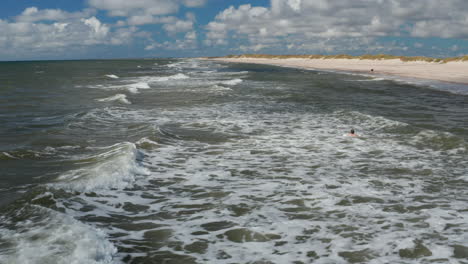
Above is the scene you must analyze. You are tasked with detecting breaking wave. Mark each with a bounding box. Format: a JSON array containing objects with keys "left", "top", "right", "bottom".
[
  {"left": 97, "top": 94, "right": 131, "bottom": 104},
  {"left": 52, "top": 142, "right": 149, "bottom": 192}
]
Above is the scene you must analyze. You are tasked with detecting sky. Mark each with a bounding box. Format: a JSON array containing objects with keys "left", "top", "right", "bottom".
[{"left": 0, "top": 0, "right": 467, "bottom": 60}]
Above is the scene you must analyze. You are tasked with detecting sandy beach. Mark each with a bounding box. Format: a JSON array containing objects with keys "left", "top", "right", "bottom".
[{"left": 212, "top": 57, "right": 468, "bottom": 85}]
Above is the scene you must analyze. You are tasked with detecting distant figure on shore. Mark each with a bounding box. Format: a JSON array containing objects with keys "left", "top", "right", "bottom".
[
  {"left": 370, "top": 69, "right": 374, "bottom": 72},
  {"left": 348, "top": 129, "right": 358, "bottom": 137}
]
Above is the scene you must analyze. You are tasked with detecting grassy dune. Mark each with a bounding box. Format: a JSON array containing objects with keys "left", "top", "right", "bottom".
[{"left": 217, "top": 54, "right": 468, "bottom": 63}]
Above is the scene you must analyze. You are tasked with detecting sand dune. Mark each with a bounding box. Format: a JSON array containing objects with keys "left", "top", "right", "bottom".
[{"left": 211, "top": 57, "right": 468, "bottom": 84}]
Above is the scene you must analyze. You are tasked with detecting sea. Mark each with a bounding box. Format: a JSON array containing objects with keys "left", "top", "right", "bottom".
[{"left": 0, "top": 58, "right": 467, "bottom": 264}]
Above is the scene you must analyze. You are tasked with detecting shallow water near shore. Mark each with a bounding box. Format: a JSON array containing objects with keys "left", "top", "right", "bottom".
[{"left": 0, "top": 59, "right": 467, "bottom": 263}]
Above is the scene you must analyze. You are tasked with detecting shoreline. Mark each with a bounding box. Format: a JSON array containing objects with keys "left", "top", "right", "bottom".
[{"left": 209, "top": 57, "right": 468, "bottom": 85}]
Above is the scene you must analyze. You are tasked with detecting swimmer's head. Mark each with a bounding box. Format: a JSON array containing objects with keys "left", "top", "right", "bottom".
[{"left": 350, "top": 129, "right": 355, "bottom": 134}]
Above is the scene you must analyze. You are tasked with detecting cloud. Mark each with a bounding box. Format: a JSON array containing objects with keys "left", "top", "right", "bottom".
[
  {"left": 183, "top": 0, "right": 207, "bottom": 8},
  {"left": 88, "top": 0, "right": 206, "bottom": 19},
  {"left": 82, "top": 17, "right": 110, "bottom": 43},
  {"left": 163, "top": 19, "right": 194, "bottom": 34},
  {"left": 0, "top": 7, "right": 144, "bottom": 59},
  {"left": 205, "top": 0, "right": 468, "bottom": 53},
  {"left": 1, "top": 0, "right": 204, "bottom": 60},
  {"left": 88, "top": 0, "right": 179, "bottom": 17},
  {"left": 0, "top": 16, "right": 110, "bottom": 50},
  {"left": 88, "top": 0, "right": 206, "bottom": 27},
  {"left": 16, "top": 7, "right": 96, "bottom": 22},
  {"left": 146, "top": 30, "right": 198, "bottom": 51},
  {"left": 111, "top": 26, "right": 141, "bottom": 45}
]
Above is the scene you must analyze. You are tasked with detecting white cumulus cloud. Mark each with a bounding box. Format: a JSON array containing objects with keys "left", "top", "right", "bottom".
[
  {"left": 87, "top": 0, "right": 179, "bottom": 17},
  {"left": 205, "top": 0, "right": 468, "bottom": 53},
  {"left": 16, "top": 7, "right": 96, "bottom": 22},
  {"left": 163, "top": 19, "right": 194, "bottom": 34},
  {"left": 0, "top": 7, "right": 142, "bottom": 60}
]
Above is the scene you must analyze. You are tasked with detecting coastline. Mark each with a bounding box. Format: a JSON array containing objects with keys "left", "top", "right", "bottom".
[{"left": 209, "top": 57, "right": 468, "bottom": 85}]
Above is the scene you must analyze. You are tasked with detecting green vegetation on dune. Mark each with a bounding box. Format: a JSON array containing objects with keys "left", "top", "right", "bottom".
[{"left": 218, "top": 54, "right": 468, "bottom": 63}]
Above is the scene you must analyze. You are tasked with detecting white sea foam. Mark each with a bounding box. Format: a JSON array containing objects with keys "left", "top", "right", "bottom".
[
  {"left": 53, "top": 142, "right": 149, "bottom": 192},
  {"left": 144, "top": 73, "right": 190, "bottom": 82},
  {"left": 221, "top": 78, "right": 243, "bottom": 86},
  {"left": 0, "top": 206, "right": 118, "bottom": 264},
  {"left": 210, "top": 85, "right": 233, "bottom": 91},
  {"left": 111, "top": 82, "right": 151, "bottom": 93},
  {"left": 88, "top": 81, "right": 150, "bottom": 94},
  {"left": 58, "top": 100, "right": 466, "bottom": 262},
  {"left": 105, "top": 74, "right": 119, "bottom": 79},
  {"left": 97, "top": 94, "right": 131, "bottom": 104},
  {"left": 57, "top": 145, "right": 82, "bottom": 151},
  {"left": 347, "top": 77, "right": 386, "bottom": 82},
  {"left": 167, "top": 62, "right": 183, "bottom": 68},
  {"left": 127, "top": 82, "right": 150, "bottom": 93}
]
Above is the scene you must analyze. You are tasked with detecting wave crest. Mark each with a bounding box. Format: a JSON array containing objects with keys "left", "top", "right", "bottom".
[
  {"left": 97, "top": 94, "right": 131, "bottom": 104},
  {"left": 53, "top": 142, "right": 149, "bottom": 192}
]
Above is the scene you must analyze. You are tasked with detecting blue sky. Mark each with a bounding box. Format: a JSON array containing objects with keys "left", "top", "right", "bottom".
[{"left": 0, "top": 0, "right": 467, "bottom": 60}]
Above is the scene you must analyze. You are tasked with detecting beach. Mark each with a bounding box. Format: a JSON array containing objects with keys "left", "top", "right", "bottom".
[{"left": 211, "top": 57, "right": 468, "bottom": 84}]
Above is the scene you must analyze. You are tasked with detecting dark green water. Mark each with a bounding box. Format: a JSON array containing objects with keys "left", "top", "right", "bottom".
[{"left": 0, "top": 59, "right": 467, "bottom": 263}]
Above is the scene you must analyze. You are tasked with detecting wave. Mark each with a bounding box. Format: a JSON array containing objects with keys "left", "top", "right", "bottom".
[
  {"left": 336, "top": 110, "right": 409, "bottom": 132},
  {"left": 88, "top": 74, "right": 190, "bottom": 94},
  {"left": 221, "top": 71, "right": 249, "bottom": 76},
  {"left": 135, "top": 137, "right": 159, "bottom": 151},
  {"left": 97, "top": 94, "right": 131, "bottom": 104},
  {"left": 210, "top": 85, "right": 233, "bottom": 91},
  {"left": 104, "top": 74, "right": 189, "bottom": 93},
  {"left": 88, "top": 82, "right": 150, "bottom": 94},
  {"left": 220, "top": 79, "right": 243, "bottom": 86},
  {"left": 105, "top": 74, "right": 119, "bottom": 79},
  {"left": 0, "top": 152, "right": 18, "bottom": 160},
  {"left": 166, "top": 62, "right": 184, "bottom": 68},
  {"left": 0, "top": 146, "right": 61, "bottom": 160},
  {"left": 52, "top": 142, "right": 149, "bottom": 192},
  {"left": 125, "top": 82, "right": 150, "bottom": 93},
  {"left": 409, "top": 130, "right": 467, "bottom": 152},
  {"left": 0, "top": 206, "right": 117, "bottom": 264},
  {"left": 143, "top": 73, "right": 190, "bottom": 82},
  {"left": 347, "top": 77, "right": 386, "bottom": 82}
]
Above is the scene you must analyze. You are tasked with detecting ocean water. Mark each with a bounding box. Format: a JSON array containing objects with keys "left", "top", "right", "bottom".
[{"left": 0, "top": 58, "right": 467, "bottom": 264}]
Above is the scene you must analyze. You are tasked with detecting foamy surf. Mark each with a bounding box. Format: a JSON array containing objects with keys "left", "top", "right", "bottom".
[
  {"left": 347, "top": 77, "right": 386, "bottom": 82},
  {"left": 210, "top": 85, "right": 233, "bottom": 91},
  {"left": 221, "top": 79, "right": 243, "bottom": 86},
  {"left": 0, "top": 206, "right": 117, "bottom": 264},
  {"left": 100, "top": 74, "right": 189, "bottom": 93},
  {"left": 53, "top": 142, "right": 149, "bottom": 192},
  {"left": 126, "top": 82, "right": 150, "bottom": 93},
  {"left": 68, "top": 101, "right": 466, "bottom": 263},
  {"left": 88, "top": 81, "right": 150, "bottom": 94},
  {"left": 105, "top": 74, "right": 119, "bottom": 79},
  {"left": 97, "top": 94, "right": 131, "bottom": 104},
  {"left": 141, "top": 73, "right": 190, "bottom": 83}
]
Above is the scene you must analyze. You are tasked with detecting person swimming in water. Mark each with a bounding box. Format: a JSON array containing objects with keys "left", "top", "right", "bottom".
[{"left": 348, "top": 129, "right": 358, "bottom": 137}]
